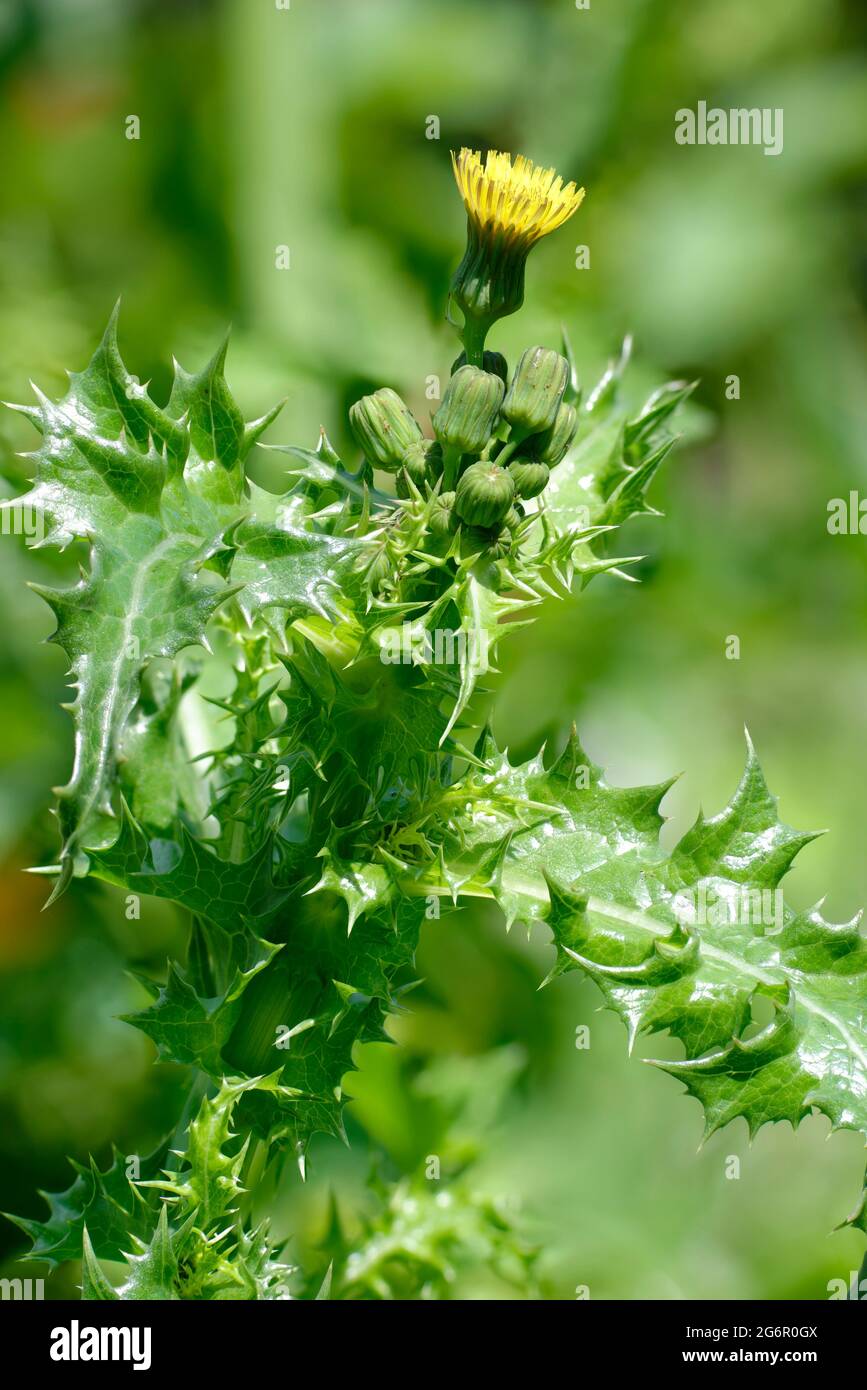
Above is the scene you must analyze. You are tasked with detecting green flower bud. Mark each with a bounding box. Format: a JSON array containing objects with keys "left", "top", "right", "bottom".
[
  {"left": 428, "top": 490, "right": 458, "bottom": 539},
  {"left": 454, "top": 460, "right": 515, "bottom": 528},
  {"left": 503, "top": 347, "right": 569, "bottom": 436},
  {"left": 450, "top": 349, "right": 508, "bottom": 384},
  {"left": 504, "top": 505, "right": 524, "bottom": 531},
  {"left": 400, "top": 439, "right": 431, "bottom": 483},
  {"left": 422, "top": 439, "right": 444, "bottom": 483},
  {"left": 395, "top": 438, "right": 433, "bottom": 497},
  {"left": 508, "top": 459, "right": 550, "bottom": 499},
  {"left": 460, "top": 524, "right": 511, "bottom": 560},
  {"left": 460, "top": 525, "right": 491, "bottom": 553},
  {"left": 349, "top": 388, "right": 422, "bottom": 471},
  {"left": 432, "top": 366, "right": 504, "bottom": 456},
  {"left": 529, "top": 400, "right": 578, "bottom": 466}
]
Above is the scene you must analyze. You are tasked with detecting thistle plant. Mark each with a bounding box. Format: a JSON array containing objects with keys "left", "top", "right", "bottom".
[{"left": 5, "top": 148, "right": 866, "bottom": 1300}]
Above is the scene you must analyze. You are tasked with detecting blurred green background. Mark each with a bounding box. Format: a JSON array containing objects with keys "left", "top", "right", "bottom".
[{"left": 1, "top": 0, "right": 866, "bottom": 1299}]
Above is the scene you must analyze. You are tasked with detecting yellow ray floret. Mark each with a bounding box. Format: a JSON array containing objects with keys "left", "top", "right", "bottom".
[{"left": 451, "top": 147, "right": 585, "bottom": 246}]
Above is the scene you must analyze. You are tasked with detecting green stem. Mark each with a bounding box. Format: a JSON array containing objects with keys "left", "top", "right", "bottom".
[
  {"left": 442, "top": 444, "right": 463, "bottom": 492},
  {"left": 460, "top": 312, "right": 490, "bottom": 368},
  {"left": 170, "top": 1068, "right": 210, "bottom": 1155},
  {"left": 240, "top": 1137, "right": 269, "bottom": 1221},
  {"left": 493, "top": 428, "right": 529, "bottom": 469}
]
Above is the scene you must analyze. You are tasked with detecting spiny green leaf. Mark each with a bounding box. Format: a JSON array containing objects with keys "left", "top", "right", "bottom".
[
  {"left": 140, "top": 1074, "right": 296, "bottom": 1229},
  {"left": 89, "top": 804, "right": 293, "bottom": 935},
  {"left": 119, "top": 664, "right": 206, "bottom": 829},
  {"left": 223, "top": 893, "right": 425, "bottom": 1151},
  {"left": 543, "top": 357, "right": 693, "bottom": 542},
  {"left": 81, "top": 1227, "right": 119, "bottom": 1301},
  {"left": 231, "top": 481, "right": 360, "bottom": 628},
  {"left": 122, "top": 935, "right": 282, "bottom": 1073},
  {"left": 417, "top": 729, "right": 867, "bottom": 1159},
  {"left": 6, "top": 1143, "right": 166, "bottom": 1268},
  {"left": 115, "top": 1205, "right": 179, "bottom": 1300},
  {"left": 320, "top": 1178, "right": 539, "bottom": 1301},
  {"left": 7, "top": 311, "right": 282, "bottom": 887}
]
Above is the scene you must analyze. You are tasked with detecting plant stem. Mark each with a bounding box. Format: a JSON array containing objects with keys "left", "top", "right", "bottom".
[
  {"left": 461, "top": 313, "right": 490, "bottom": 367},
  {"left": 494, "top": 438, "right": 521, "bottom": 468},
  {"left": 240, "top": 1137, "right": 269, "bottom": 1221},
  {"left": 169, "top": 1068, "right": 210, "bottom": 1155},
  {"left": 494, "top": 427, "right": 530, "bottom": 468},
  {"left": 442, "top": 445, "right": 462, "bottom": 492}
]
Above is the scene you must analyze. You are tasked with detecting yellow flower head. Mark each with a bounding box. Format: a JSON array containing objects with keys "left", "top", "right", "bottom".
[
  {"left": 449, "top": 148, "right": 585, "bottom": 350},
  {"left": 451, "top": 148, "right": 585, "bottom": 250}
]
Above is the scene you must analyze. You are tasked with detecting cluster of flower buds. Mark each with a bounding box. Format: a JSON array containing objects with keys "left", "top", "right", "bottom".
[
  {"left": 349, "top": 343, "right": 576, "bottom": 554},
  {"left": 348, "top": 148, "right": 584, "bottom": 566}
]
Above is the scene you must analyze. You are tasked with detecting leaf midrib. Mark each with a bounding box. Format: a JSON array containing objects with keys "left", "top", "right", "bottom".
[
  {"left": 69, "top": 533, "right": 188, "bottom": 851},
  {"left": 449, "top": 865, "right": 867, "bottom": 1080}
]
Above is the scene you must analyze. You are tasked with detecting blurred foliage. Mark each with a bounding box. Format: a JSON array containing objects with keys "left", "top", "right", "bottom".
[{"left": 1, "top": 0, "right": 866, "bottom": 1298}]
